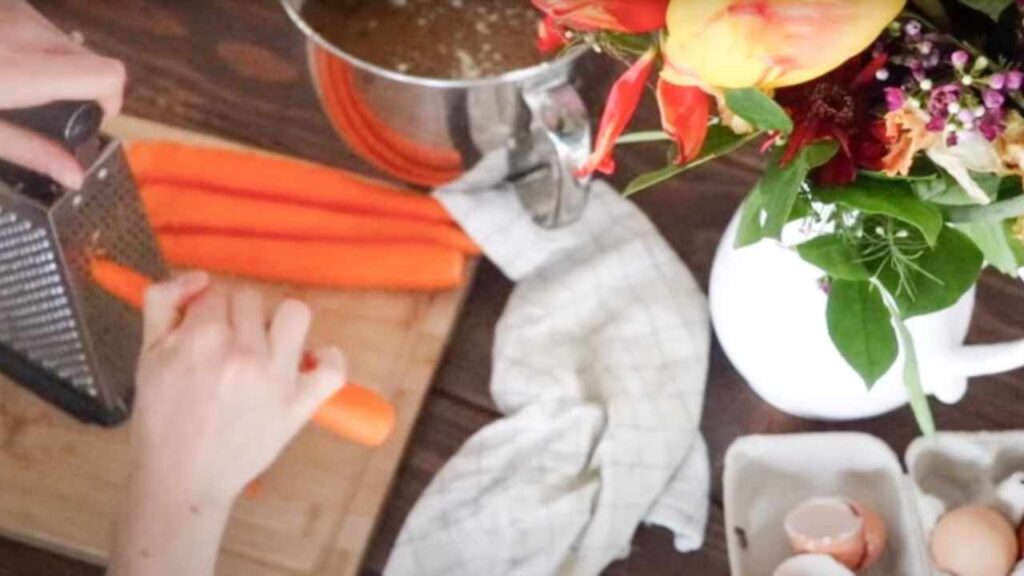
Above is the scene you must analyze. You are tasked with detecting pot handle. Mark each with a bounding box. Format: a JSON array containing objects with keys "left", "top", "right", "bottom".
[{"left": 513, "top": 79, "right": 592, "bottom": 229}]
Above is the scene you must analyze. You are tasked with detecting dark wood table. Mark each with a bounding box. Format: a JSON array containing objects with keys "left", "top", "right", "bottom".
[{"left": 3, "top": 1, "right": 1023, "bottom": 575}]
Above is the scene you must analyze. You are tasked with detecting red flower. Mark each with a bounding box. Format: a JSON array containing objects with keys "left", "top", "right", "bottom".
[
  {"left": 775, "top": 53, "right": 888, "bottom": 185},
  {"left": 577, "top": 48, "right": 658, "bottom": 177},
  {"left": 537, "top": 16, "right": 568, "bottom": 54},
  {"left": 658, "top": 79, "right": 711, "bottom": 165},
  {"left": 532, "top": 0, "right": 668, "bottom": 33}
]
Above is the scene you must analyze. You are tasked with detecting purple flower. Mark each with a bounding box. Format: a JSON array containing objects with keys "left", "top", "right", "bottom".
[
  {"left": 928, "top": 83, "right": 962, "bottom": 117},
  {"left": 926, "top": 115, "right": 946, "bottom": 132},
  {"left": 951, "top": 50, "right": 970, "bottom": 69},
  {"left": 904, "top": 20, "right": 922, "bottom": 37},
  {"left": 884, "top": 87, "right": 905, "bottom": 110},
  {"left": 1009, "top": 71, "right": 1024, "bottom": 91},
  {"left": 979, "top": 115, "right": 1003, "bottom": 140},
  {"left": 984, "top": 89, "right": 1006, "bottom": 109},
  {"left": 989, "top": 73, "right": 1007, "bottom": 90},
  {"left": 957, "top": 109, "right": 976, "bottom": 127},
  {"left": 946, "top": 132, "right": 959, "bottom": 147}
]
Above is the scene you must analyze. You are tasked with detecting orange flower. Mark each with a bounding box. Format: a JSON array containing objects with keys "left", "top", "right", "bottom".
[
  {"left": 658, "top": 79, "right": 711, "bottom": 165},
  {"left": 881, "top": 107, "right": 937, "bottom": 177},
  {"left": 531, "top": 0, "right": 669, "bottom": 33},
  {"left": 662, "top": 0, "right": 905, "bottom": 89}
]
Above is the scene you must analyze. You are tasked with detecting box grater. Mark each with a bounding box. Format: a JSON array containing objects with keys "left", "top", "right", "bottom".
[{"left": 0, "top": 101, "right": 166, "bottom": 425}]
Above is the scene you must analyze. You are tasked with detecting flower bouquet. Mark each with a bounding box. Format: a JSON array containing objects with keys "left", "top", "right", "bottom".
[{"left": 533, "top": 0, "right": 1024, "bottom": 433}]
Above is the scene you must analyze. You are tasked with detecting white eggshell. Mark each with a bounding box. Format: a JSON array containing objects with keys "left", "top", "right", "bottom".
[
  {"left": 773, "top": 554, "right": 856, "bottom": 576},
  {"left": 1012, "top": 559, "right": 1024, "bottom": 576}
]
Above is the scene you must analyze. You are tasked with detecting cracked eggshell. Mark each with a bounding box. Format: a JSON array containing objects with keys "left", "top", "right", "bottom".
[
  {"left": 784, "top": 498, "right": 865, "bottom": 569},
  {"left": 773, "top": 554, "right": 856, "bottom": 576},
  {"left": 850, "top": 500, "right": 888, "bottom": 570}
]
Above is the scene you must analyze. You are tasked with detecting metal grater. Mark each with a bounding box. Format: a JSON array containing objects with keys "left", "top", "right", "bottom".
[{"left": 0, "top": 102, "right": 166, "bottom": 425}]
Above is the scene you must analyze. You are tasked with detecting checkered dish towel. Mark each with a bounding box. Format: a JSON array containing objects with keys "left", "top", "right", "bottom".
[{"left": 385, "top": 155, "right": 712, "bottom": 576}]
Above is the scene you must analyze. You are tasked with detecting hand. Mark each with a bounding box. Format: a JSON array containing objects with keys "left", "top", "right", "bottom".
[
  {"left": 0, "top": 0, "right": 125, "bottom": 189},
  {"left": 110, "top": 274, "right": 346, "bottom": 576},
  {"left": 134, "top": 273, "right": 347, "bottom": 505}
]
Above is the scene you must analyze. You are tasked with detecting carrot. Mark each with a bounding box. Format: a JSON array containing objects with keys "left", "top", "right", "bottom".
[
  {"left": 157, "top": 232, "right": 465, "bottom": 291},
  {"left": 141, "top": 183, "right": 480, "bottom": 255},
  {"left": 127, "top": 141, "right": 455, "bottom": 224},
  {"left": 90, "top": 257, "right": 150, "bottom": 310},
  {"left": 87, "top": 257, "right": 396, "bottom": 447}
]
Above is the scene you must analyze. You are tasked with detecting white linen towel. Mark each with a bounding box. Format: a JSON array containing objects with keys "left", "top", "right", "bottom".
[{"left": 385, "top": 156, "right": 712, "bottom": 576}]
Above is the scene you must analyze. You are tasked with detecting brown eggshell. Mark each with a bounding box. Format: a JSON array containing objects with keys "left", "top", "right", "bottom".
[
  {"left": 850, "top": 500, "right": 888, "bottom": 570},
  {"left": 784, "top": 498, "right": 866, "bottom": 570},
  {"left": 931, "top": 505, "right": 1018, "bottom": 576}
]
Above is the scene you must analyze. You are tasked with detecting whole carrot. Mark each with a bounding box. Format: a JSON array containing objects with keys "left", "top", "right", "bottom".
[
  {"left": 141, "top": 183, "right": 480, "bottom": 255},
  {"left": 89, "top": 258, "right": 396, "bottom": 447},
  {"left": 157, "top": 232, "right": 465, "bottom": 292},
  {"left": 127, "top": 142, "right": 455, "bottom": 224}
]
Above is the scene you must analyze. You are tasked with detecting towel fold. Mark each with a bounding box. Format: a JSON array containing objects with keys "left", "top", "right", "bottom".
[{"left": 386, "top": 154, "right": 711, "bottom": 576}]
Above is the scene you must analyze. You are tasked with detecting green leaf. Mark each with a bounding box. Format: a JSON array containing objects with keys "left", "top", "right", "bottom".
[
  {"left": 827, "top": 280, "right": 899, "bottom": 387},
  {"left": 878, "top": 226, "right": 984, "bottom": 318},
  {"left": 912, "top": 170, "right": 1002, "bottom": 206},
  {"left": 759, "top": 141, "right": 839, "bottom": 239},
  {"left": 911, "top": 0, "right": 951, "bottom": 28},
  {"left": 724, "top": 88, "right": 794, "bottom": 134},
  {"left": 874, "top": 280, "right": 936, "bottom": 436},
  {"left": 616, "top": 131, "right": 672, "bottom": 145},
  {"left": 817, "top": 179, "right": 944, "bottom": 247},
  {"left": 623, "top": 127, "right": 759, "bottom": 195},
  {"left": 954, "top": 220, "right": 1024, "bottom": 275},
  {"left": 797, "top": 235, "right": 870, "bottom": 281},
  {"left": 735, "top": 191, "right": 766, "bottom": 248},
  {"left": 958, "top": 0, "right": 1014, "bottom": 21}
]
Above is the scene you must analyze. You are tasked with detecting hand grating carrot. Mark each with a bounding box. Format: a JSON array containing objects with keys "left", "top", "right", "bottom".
[{"left": 89, "top": 258, "right": 396, "bottom": 447}]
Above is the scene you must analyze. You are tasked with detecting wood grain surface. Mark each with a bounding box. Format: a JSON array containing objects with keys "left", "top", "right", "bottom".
[{"left": 4, "top": 1, "right": 1024, "bottom": 575}]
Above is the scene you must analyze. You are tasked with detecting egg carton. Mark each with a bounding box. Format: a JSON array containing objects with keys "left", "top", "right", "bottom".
[{"left": 724, "top": 431, "right": 1024, "bottom": 575}]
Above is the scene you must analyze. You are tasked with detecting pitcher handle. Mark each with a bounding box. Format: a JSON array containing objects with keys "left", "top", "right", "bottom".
[{"left": 513, "top": 79, "right": 592, "bottom": 229}]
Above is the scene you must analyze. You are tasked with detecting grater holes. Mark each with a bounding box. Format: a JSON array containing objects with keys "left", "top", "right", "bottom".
[{"left": 0, "top": 207, "right": 95, "bottom": 395}]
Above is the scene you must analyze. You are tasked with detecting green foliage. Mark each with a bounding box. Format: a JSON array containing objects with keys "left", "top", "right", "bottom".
[
  {"left": 957, "top": 0, "right": 1015, "bottom": 21},
  {"left": 735, "top": 141, "right": 839, "bottom": 246},
  {"left": 623, "top": 127, "right": 759, "bottom": 196},
  {"left": 826, "top": 280, "right": 899, "bottom": 387},
  {"left": 954, "top": 220, "right": 1024, "bottom": 275},
  {"left": 797, "top": 235, "right": 870, "bottom": 281},
  {"left": 817, "top": 179, "right": 944, "bottom": 246},
  {"left": 875, "top": 281, "right": 936, "bottom": 436},
  {"left": 876, "top": 226, "right": 984, "bottom": 319},
  {"left": 724, "top": 88, "right": 794, "bottom": 135}
]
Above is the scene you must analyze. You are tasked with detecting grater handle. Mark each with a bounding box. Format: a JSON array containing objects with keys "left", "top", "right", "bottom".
[{"left": 0, "top": 101, "right": 103, "bottom": 150}]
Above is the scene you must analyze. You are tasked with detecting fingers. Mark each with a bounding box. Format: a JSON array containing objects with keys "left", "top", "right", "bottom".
[
  {"left": 269, "top": 300, "right": 312, "bottom": 376},
  {"left": 142, "top": 271, "right": 210, "bottom": 349},
  {"left": 230, "top": 289, "right": 267, "bottom": 353},
  {"left": 0, "top": 53, "right": 125, "bottom": 119},
  {"left": 180, "top": 286, "right": 229, "bottom": 334},
  {"left": 0, "top": 119, "right": 84, "bottom": 189},
  {"left": 289, "top": 347, "right": 347, "bottom": 430}
]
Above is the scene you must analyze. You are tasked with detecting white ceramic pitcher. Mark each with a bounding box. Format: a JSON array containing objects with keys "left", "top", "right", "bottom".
[{"left": 710, "top": 210, "right": 1024, "bottom": 420}]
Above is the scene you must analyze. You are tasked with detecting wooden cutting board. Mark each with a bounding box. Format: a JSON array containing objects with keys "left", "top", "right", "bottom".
[{"left": 0, "top": 116, "right": 475, "bottom": 575}]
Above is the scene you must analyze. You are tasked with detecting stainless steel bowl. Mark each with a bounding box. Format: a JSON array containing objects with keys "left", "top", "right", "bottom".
[{"left": 280, "top": 0, "right": 594, "bottom": 227}]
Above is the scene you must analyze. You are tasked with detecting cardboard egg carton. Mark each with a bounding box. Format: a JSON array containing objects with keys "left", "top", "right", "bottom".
[{"left": 724, "top": 432, "right": 1024, "bottom": 575}]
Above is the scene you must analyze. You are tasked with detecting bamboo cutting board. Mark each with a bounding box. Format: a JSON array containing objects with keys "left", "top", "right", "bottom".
[{"left": 0, "top": 116, "right": 475, "bottom": 575}]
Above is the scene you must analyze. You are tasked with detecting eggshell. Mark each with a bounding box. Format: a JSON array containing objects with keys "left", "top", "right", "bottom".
[
  {"left": 784, "top": 497, "right": 865, "bottom": 569},
  {"left": 849, "top": 500, "right": 888, "bottom": 570},
  {"left": 931, "top": 505, "right": 1018, "bottom": 576},
  {"left": 1013, "top": 559, "right": 1024, "bottom": 576},
  {"left": 773, "top": 554, "right": 856, "bottom": 576}
]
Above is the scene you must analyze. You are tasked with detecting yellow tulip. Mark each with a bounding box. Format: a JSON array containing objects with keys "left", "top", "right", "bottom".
[{"left": 662, "top": 0, "right": 906, "bottom": 89}]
